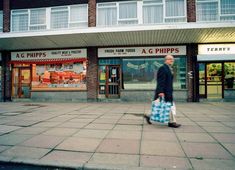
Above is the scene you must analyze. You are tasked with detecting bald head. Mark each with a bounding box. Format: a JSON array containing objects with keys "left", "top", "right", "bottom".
[{"left": 164, "top": 55, "right": 174, "bottom": 65}]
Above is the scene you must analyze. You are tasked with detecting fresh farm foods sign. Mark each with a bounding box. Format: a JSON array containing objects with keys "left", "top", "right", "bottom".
[
  {"left": 11, "top": 49, "right": 87, "bottom": 61},
  {"left": 98, "top": 46, "right": 186, "bottom": 57}
]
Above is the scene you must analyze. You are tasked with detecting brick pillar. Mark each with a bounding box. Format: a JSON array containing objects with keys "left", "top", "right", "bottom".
[
  {"left": 88, "top": 0, "right": 96, "bottom": 27},
  {"left": 87, "top": 47, "right": 98, "bottom": 101},
  {"left": 3, "top": 0, "right": 10, "bottom": 32},
  {"left": 187, "top": 44, "right": 198, "bottom": 102},
  {"left": 2, "top": 51, "right": 12, "bottom": 101},
  {"left": 187, "top": 0, "right": 196, "bottom": 22}
]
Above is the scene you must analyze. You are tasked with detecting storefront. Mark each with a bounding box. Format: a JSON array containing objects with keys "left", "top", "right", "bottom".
[
  {"left": 197, "top": 44, "right": 235, "bottom": 101},
  {"left": 98, "top": 46, "right": 188, "bottom": 102},
  {"left": 10, "top": 49, "right": 87, "bottom": 101}
]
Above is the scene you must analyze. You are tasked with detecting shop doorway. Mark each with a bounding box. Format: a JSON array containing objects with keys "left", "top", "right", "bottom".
[
  {"left": 99, "top": 65, "right": 121, "bottom": 98},
  {"left": 199, "top": 63, "right": 223, "bottom": 99},
  {"left": 12, "top": 67, "right": 31, "bottom": 98}
]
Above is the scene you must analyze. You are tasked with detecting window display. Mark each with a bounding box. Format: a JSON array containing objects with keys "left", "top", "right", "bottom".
[
  {"left": 32, "top": 61, "right": 87, "bottom": 90},
  {"left": 122, "top": 57, "right": 186, "bottom": 90}
]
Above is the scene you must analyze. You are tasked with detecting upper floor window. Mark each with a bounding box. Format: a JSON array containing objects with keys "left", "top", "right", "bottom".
[
  {"left": 143, "top": 0, "right": 186, "bottom": 24},
  {"left": 97, "top": 0, "right": 186, "bottom": 27},
  {"left": 196, "top": 0, "right": 235, "bottom": 22},
  {"left": 51, "top": 7, "right": 69, "bottom": 29},
  {"left": 11, "top": 4, "right": 88, "bottom": 32},
  {"left": 30, "top": 8, "right": 47, "bottom": 30},
  {"left": 12, "top": 10, "right": 29, "bottom": 32},
  {"left": 0, "top": 11, "right": 3, "bottom": 32}
]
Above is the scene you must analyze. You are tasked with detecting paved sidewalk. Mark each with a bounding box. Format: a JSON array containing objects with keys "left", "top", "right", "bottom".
[{"left": 0, "top": 102, "right": 234, "bottom": 170}]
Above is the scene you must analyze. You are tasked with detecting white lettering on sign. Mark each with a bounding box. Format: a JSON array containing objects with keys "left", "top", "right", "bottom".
[
  {"left": 98, "top": 46, "right": 186, "bottom": 57},
  {"left": 198, "top": 44, "right": 235, "bottom": 55},
  {"left": 11, "top": 49, "right": 87, "bottom": 61}
]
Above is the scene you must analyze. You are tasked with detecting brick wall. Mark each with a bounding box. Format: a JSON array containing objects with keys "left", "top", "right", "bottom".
[
  {"left": 187, "top": 0, "right": 196, "bottom": 22},
  {"left": 87, "top": 47, "right": 98, "bottom": 101},
  {"left": 3, "top": 0, "right": 10, "bottom": 32},
  {"left": 187, "top": 44, "right": 198, "bottom": 102},
  {"left": 2, "top": 51, "right": 12, "bottom": 101},
  {"left": 88, "top": 0, "right": 96, "bottom": 27}
]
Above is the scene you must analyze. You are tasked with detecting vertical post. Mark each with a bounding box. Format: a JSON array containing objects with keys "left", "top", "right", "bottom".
[
  {"left": 87, "top": 47, "right": 98, "bottom": 101},
  {"left": 88, "top": 0, "right": 96, "bottom": 27},
  {"left": 187, "top": 44, "right": 198, "bottom": 102},
  {"left": 2, "top": 51, "right": 12, "bottom": 101},
  {"left": 3, "top": 0, "right": 10, "bottom": 32},
  {"left": 187, "top": 0, "right": 196, "bottom": 22}
]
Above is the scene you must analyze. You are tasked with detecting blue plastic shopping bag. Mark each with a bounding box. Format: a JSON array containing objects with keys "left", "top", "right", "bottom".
[{"left": 150, "top": 97, "right": 172, "bottom": 123}]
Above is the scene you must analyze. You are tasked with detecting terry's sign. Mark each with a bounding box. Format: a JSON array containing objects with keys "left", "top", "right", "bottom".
[
  {"left": 98, "top": 46, "right": 186, "bottom": 57},
  {"left": 11, "top": 49, "right": 87, "bottom": 61},
  {"left": 198, "top": 44, "right": 235, "bottom": 55}
]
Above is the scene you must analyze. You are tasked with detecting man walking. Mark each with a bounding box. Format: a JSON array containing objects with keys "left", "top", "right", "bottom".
[{"left": 145, "top": 55, "right": 181, "bottom": 128}]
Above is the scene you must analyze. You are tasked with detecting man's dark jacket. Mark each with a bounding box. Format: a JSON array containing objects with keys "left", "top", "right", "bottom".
[{"left": 154, "top": 64, "right": 173, "bottom": 102}]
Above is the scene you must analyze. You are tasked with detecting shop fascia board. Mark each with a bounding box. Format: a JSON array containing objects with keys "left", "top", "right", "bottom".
[{"left": 0, "top": 22, "right": 235, "bottom": 51}]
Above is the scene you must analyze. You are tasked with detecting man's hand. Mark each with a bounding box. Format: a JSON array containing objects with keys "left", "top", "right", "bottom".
[{"left": 158, "top": 93, "right": 165, "bottom": 97}]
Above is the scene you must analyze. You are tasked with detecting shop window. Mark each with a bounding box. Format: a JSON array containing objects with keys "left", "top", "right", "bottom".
[
  {"left": 196, "top": 0, "right": 235, "bottom": 22},
  {"left": 31, "top": 62, "right": 87, "bottom": 90},
  {"left": 70, "top": 4, "right": 88, "bottom": 28},
  {"left": 0, "top": 11, "right": 3, "bottom": 32},
  {"left": 122, "top": 57, "right": 186, "bottom": 90},
  {"left": 224, "top": 62, "right": 235, "bottom": 89}
]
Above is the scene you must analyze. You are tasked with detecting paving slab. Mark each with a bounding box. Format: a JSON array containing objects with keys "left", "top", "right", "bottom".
[
  {"left": 73, "top": 129, "right": 109, "bottom": 139},
  {"left": 106, "top": 130, "right": 141, "bottom": 140},
  {"left": 182, "top": 142, "right": 233, "bottom": 159},
  {"left": 20, "top": 135, "right": 65, "bottom": 149},
  {"left": 142, "top": 132, "right": 178, "bottom": 142},
  {"left": 40, "top": 150, "right": 92, "bottom": 164},
  {"left": 191, "top": 158, "right": 235, "bottom": 170},
  {"left": 42, "top": 127, "right": 79, "bottom": 136},
  {"left": 211, "top": 133, "right": 235, "bottom": 143},
  {"left": 0, "top": 134, "right": 33, "bottom": 145},
  {"left": 1, "top": 146, "right": 50, "bottom": 159},
  {"left": 88, "top": 153, "right": 139, "bottom": 166},
  {"left": 177, "top": 133, "right": 216, "bottom": 143},
  {"left": 56, "top": 137, "right": 102, "bottom": 152},
  {"left": 97, "top": 139, "right": 140, "bottom": 154},
  {"left": 141, "top": 141, "right": 185, "bottom": 157},
  {"left": 140, "top": 155, "right": 192, "bottom": 170}
]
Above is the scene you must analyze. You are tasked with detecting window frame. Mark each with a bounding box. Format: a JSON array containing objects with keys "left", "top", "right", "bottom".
[
  {"left": 69, "top": 4, "right": 88, "bottom": 28},
  {"left": 196, "top": 0, "right": 235, "bottom": 22},
  {"left": 117, "top": 1, "right": 139, "bottom": 25},
  {"left": 11, "top": 9, "right": 29, "bottom": 32},
  {"left": 0, "top": 11, "right": 3, "bottom": 32},
  {"left": 29, "top": 8, "right": 47, "bottom": 31},
  {"left": 11, "top": 4, "right": 88, "bottom": 32}
]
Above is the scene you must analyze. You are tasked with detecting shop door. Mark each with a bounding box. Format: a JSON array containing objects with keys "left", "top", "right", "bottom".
[
  {"left": 106, "top": 65, "right": 120, "bottom": 98},
  {"left": 99, "top": 65, "right": 121, "bottom": 98},
  {"left": 199, "top": 63, "right": 223, "bottom": 99},
  {"left": 12, "top": 68, "right": 31, "bottom": 98}
]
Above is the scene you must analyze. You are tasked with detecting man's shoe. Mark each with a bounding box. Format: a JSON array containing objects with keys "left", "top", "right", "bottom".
[
  {"left": 144, "top": 115, "right": 152, "bottom": 124},
  {"left": 168, "top": 122, "right": 181, "bottom": 128}
]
